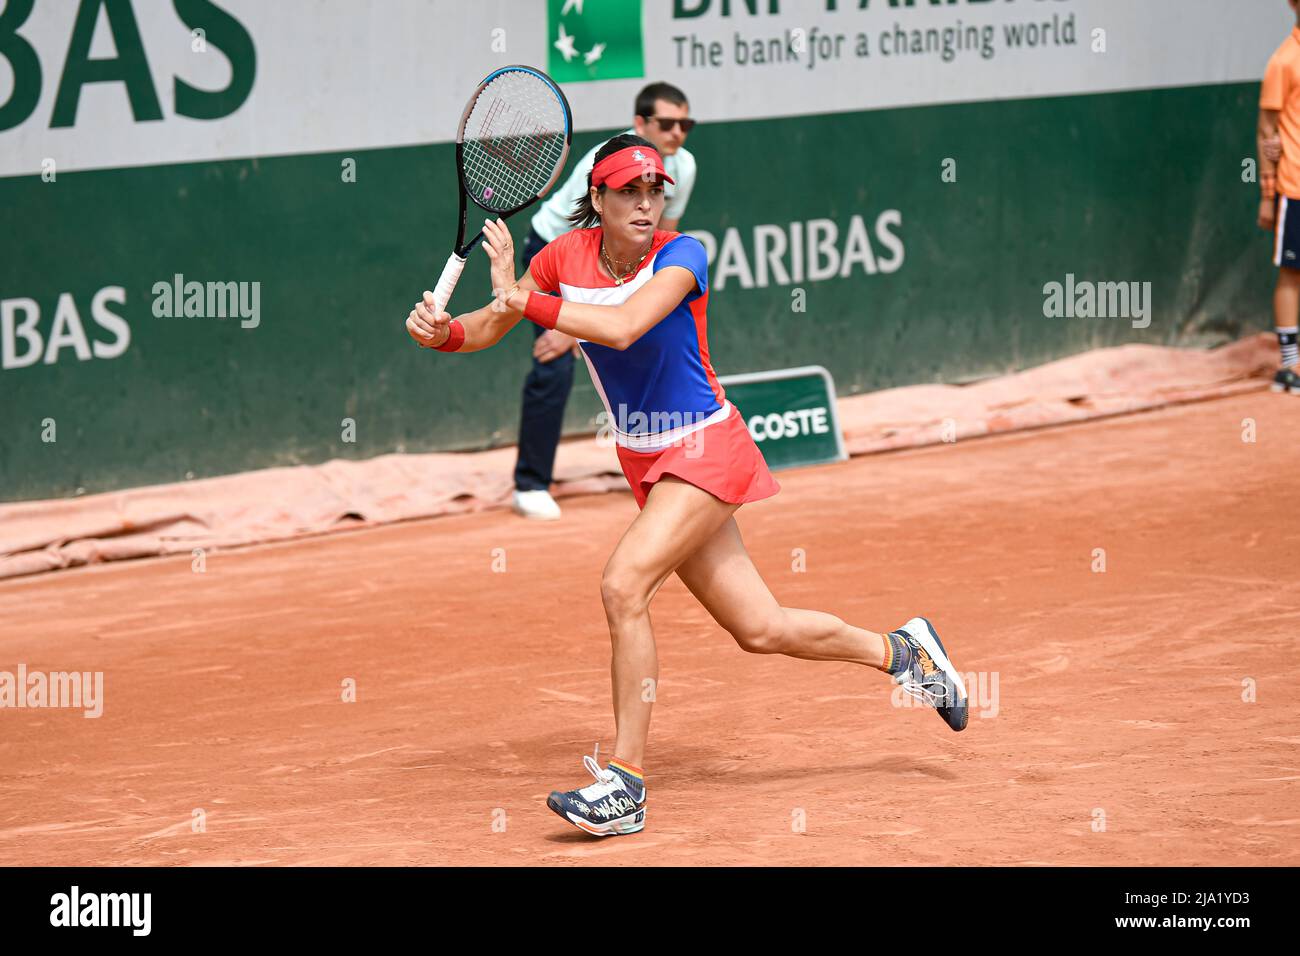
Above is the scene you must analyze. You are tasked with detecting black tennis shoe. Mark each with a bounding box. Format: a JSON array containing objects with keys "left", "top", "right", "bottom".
[
  {"left": 546, "top": 750, "right": 646, "bottom": 836},
  {"left": 1271, "top": 367, "right": 1300, "bottom": 394}
]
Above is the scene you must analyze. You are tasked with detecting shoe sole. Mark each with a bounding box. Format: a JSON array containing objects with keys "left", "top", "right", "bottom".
[
  {"left": 546, "top": 794, "right": 646, "bottom": 836},
  {"left": 904, "top": 617, "right": 970, "bottom": 732}
]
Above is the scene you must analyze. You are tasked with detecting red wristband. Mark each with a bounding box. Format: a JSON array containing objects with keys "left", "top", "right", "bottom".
[
  {"left": 523, "top": 291, "right": 562, "bottom": 330},
  {"left": 433, "top": 319, "right": 465, "bottom": 352}
]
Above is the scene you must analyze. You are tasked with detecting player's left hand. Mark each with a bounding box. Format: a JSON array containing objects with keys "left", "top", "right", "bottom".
[
  {"left": 1264, "top": 135, "right": 1283, "bottom": 164},
  {"left": 481, "top": 217, "right": 516, "bottom": 301}
]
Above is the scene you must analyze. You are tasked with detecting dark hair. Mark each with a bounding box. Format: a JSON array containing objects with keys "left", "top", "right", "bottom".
[
  {"left": 565, "top": 133, "right": 658, "bottom": 230},
  {"left": 635, "top": 82, "right": 688, "bottom": 118}
]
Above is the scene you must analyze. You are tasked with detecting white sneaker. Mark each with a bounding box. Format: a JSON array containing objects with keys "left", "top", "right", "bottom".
[{"left": 512, "top": 489, "right": 562, "bottom": 521}]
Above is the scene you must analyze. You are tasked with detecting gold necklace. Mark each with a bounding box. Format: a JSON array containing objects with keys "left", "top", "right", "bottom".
[{"left": 601, "top": 240, "right": 650, "bottom": 286}]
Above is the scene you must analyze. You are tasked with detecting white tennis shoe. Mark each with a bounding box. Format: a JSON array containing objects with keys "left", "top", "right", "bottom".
[{"left": 512, "top": 489, "right": 562, "bottom": 521}]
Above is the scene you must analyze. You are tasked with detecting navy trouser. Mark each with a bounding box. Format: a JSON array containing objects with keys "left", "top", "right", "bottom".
[{"left": 513, "top": 228, "right": 575, "bottom": 492}]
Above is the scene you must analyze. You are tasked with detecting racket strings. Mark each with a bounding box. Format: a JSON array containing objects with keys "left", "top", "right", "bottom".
[{"left": 462, "top": 70, "right": 567, "bottom": 213}]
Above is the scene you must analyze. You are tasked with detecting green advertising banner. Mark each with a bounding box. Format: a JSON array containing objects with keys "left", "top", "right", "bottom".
[
  {"left": 720, "top": 367, "right": 847, "bottom": 472},
  {"left": 0, "top": 1, "right": 1283, "bottom": 502}
]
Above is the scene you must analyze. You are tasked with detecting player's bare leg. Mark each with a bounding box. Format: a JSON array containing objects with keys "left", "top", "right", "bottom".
[
  {"left": 601, "top": 477, "right": 739, "bottom": 767},
  {"left": 674, "top": 516, "right": 887, "bottom": 664},
  {"left": 545, "top": 476, "right": 736, "bottom": 835},
  {"left": 675, "top": 516, "right": 968, "bottom": 730}
]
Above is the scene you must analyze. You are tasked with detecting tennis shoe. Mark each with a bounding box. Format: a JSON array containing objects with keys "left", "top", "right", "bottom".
[
  {"left": 1271, "top": 367, "right": 1300, "bottom": 395},
  {"left": 512, "top": 489, "right": 562, "bottom": 520},
  {"left": 891, "top": 617, "right": 969, "bottom": 732},
  {"left": 547, "top": 749, "right": 646, "bottom": 836}
]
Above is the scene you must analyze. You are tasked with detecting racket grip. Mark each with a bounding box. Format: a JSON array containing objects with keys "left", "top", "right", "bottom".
[{"left": 432, "top": 253, "right": 467, "bottom": 316}]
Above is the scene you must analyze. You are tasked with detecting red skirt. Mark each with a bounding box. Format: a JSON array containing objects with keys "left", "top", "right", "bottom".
[{"left": 615, "top": 406, "right": 781, "bottom": 510}]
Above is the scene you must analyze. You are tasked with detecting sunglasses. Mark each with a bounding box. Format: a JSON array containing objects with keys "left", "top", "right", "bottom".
[{"left": 645, "top": 116, "right": 696, "bottom": 134}]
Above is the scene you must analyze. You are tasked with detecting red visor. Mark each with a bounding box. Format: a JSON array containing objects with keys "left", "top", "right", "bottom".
[{"left": 591, "top": 146, "right": 675, "bottom": 190}]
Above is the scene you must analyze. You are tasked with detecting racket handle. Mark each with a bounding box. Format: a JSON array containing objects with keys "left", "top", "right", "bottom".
[{"left": 432, "top": 252, "right": 467, "bottom": 316}]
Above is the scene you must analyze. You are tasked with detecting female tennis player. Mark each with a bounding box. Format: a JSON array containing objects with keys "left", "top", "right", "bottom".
[{"left": 405, "top": 134, "right": 968, "bottom": 837}]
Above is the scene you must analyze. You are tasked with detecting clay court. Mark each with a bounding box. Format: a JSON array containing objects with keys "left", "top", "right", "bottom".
[{"left": 2, "top": 389, "right": 1297, "bottom": 867}]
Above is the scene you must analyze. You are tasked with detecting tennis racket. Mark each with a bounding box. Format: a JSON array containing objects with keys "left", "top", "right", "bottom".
[{"left": 432, "top": 65, "right": 573, "bottom": 317}]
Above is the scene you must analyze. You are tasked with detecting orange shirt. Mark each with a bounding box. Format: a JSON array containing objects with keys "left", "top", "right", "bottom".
[{"left": 1262, "top": 28, "right": 1300, "bottom": 199}]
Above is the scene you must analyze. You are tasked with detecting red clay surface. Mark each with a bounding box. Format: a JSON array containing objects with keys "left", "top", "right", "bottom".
[{"left": 1, "top": 391, "right": 1298, "bottom": 866}]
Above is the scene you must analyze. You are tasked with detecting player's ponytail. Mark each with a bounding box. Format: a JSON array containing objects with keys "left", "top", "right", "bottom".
[{"left": 566, "top": 133, "right": 658, "bottom": 230}]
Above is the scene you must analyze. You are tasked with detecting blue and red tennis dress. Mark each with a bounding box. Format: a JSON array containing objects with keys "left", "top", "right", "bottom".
[{"left": 527, "top": 228, "right": 779, "bottom": 509}]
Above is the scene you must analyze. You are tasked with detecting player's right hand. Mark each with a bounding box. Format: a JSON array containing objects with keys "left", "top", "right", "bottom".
[
  {"left": 407, "top": 291, "right": 451, "bottom": 348},
  {"left": 1259, "top": 198, "right": 1278, "bottom": 232}
]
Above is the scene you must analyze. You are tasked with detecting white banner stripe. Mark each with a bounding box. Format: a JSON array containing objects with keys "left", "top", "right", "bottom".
[{"left": 0, "top": 0, "right": 1287, "bottom": 179}]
